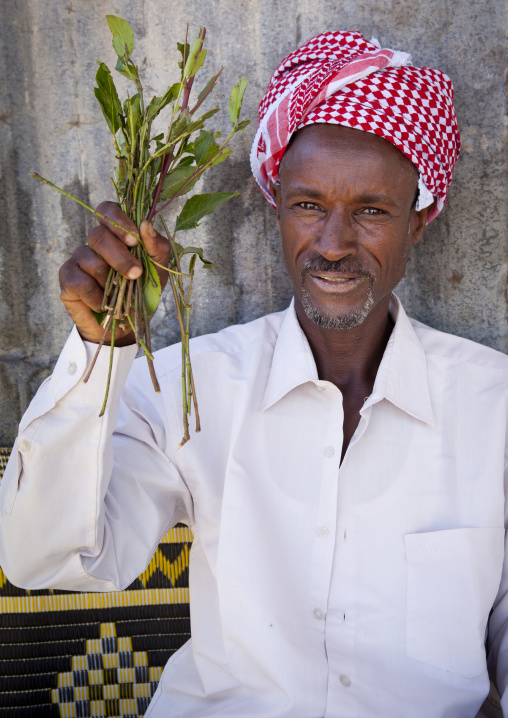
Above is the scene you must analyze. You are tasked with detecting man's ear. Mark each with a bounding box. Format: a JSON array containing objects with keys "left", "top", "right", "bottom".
[
  {"left": 409, "top": 201, "right": 434, "bottom": 246},
  {"left": 270, "top": 182, "right": 282, "bottom": 228}
]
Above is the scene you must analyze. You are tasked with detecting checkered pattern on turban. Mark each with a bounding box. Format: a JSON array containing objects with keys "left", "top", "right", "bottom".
[{"left": 250, "top": 31, "right": 460, "bottom": 222}]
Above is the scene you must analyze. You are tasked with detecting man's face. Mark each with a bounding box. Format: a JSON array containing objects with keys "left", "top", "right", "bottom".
[{"left": 271, "top": 124, "right": 428, "bottom": 331}]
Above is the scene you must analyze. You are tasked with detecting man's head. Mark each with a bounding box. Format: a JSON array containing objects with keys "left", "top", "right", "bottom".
[
  {"left": 251, "top": 30, "right": 460, "bottom": 330},
  {"left": 272, "top": 123, "right": 428, "bottom": 330}
]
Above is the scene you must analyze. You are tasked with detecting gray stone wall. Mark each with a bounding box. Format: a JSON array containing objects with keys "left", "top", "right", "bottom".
[{"left": 0, "top": 0, "right": 506, "bottom": 444}]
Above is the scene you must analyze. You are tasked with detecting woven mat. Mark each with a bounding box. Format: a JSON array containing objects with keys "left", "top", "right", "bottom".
[{"left": 0, "top": 447, "right": 192, "bottom": 717}]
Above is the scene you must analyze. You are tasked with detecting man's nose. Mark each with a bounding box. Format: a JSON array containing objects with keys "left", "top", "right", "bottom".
[{"left": 315, "top": 208, "right": 357, "bottom": 261}]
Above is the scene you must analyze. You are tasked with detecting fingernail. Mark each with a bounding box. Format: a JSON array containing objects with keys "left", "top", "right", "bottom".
[
  {"left": 128, "top": 266, "right": 143, "bottom": 279},
  {"left": 125, "top": 233, "right": 139, "bottom": 247},
  {"left": 147, "top": 223, "right": 157, "bottom": 238}
]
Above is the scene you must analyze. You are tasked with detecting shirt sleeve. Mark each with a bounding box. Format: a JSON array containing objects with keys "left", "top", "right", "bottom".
[
  {"left": 487, "top": 458, "right": 508, "bottom": 715},
  {"left": 0, "top": 326, "right": 194, "bottom": 592}
]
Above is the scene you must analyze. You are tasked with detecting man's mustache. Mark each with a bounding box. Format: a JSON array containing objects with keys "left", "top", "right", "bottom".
[{"left": 302, "top": 256, "right": 374, "bottom": 279}]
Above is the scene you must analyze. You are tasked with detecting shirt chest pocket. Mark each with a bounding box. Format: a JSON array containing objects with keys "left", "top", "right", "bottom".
[{"left": 404, "top": 527, "right": 505, "bottom": 679}]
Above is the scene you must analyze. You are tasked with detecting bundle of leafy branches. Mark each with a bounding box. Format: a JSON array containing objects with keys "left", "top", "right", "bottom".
[{"left": 32, "top": 15, "right": 248, "bottom": 445}]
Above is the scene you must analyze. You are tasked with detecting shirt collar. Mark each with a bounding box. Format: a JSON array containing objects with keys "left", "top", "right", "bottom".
[{"left": 261, "top": 295, "right": 435, "bottom": 425}]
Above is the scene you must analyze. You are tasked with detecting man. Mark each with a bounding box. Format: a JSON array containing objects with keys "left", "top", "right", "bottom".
[{"left": 0, "top": 30, "right": 507, "bottom": 718}]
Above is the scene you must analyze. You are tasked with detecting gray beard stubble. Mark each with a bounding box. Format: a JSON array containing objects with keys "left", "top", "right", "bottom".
[{"left": 300, "top": 257, "right": 375, "bottom": 330}]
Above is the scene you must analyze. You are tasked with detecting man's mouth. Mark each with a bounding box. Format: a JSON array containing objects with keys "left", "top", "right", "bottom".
[{"left": 307, "top": 272, "right": 369, "bottom": 293}]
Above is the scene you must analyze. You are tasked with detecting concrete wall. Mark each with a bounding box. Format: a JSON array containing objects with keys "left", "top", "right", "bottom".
[{"left": 0, "top": 0, "right": 506, "bottom": 444}]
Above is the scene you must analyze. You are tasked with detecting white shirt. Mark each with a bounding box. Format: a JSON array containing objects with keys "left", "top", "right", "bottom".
[{"left": 1, "top": 296, "right": 508, "bottom": 718}]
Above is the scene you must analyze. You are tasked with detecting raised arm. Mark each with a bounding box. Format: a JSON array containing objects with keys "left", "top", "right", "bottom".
[{"left": 0, "top": 206, "right": 193, "bottom": 592}]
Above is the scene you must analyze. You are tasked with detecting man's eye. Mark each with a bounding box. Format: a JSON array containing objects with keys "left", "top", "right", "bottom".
[
  {"left": 296, "top": 202, "right": 322, "bottom": 211},
  {"left": 360, "top": 207, "right": 384, "bottom": 215}
]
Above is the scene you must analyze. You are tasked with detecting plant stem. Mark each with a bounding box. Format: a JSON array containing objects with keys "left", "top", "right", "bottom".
[
  {"left": 189, "top": 364, "right": 200, "bottom": 432},
  {"left": 181, "top": 332, "right": 190, "bottom": 445},
  {"left": 83, "top": 313, "right": 113, "bottom": 384},
  {"left": 102, "top": 267, "right": 115, "bottom": 310},
  {"left": 126, "top": 314, "right": 153, "bottom": 359},
  {"left": 181, "top": 28, "right": 206, "bottom": 111},
  {"left": 140, "top": 284, "right": 160, "bottom": 393},
  {"left": 113, "top": 276, "right": 128, "bottom": 319},
  {"left": 30, "top": 174, "right": 139, "bottom": 241},
  {"left": 189, "top": 67, "right": 223, "bottom": 116},
  {"left": 124, "top": 279, "right": 134, "bottom": 318},
  {"left": 99, "top": 319, "right": 118, "bottom": 417}
]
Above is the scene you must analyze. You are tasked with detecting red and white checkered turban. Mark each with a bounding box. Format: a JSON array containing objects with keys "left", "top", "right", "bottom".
[{"left": 250, "top": 31, "right": 460, "bottom": 222}]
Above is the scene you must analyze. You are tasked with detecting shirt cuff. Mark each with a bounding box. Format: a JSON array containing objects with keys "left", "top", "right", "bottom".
[{"left": 19, "top": 326, "right": 138, "bottom": 433}]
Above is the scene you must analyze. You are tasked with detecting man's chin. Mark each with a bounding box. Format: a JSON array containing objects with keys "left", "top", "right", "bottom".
[{"left": 301, "top": 289, "right": 375, "bottom": 330}]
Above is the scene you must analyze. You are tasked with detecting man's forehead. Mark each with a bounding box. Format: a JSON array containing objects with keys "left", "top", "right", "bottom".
[{"left": 280, "top": 124, "right": 419, "bottom": 183}]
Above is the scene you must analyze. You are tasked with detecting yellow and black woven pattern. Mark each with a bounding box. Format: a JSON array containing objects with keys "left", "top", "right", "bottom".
[{"left": 0, "top": 447, "right": 192, "bottom": 717}]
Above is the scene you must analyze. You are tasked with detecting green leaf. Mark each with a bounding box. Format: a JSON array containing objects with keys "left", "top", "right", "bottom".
[
  {"left": 143, "top": 256, "right": 162, "bottom": 315},
  {"left": 229, "top": 77, "right": 248, "bottom": 126},
  {"left": 183, "top": 34, "right": 204, "bottom": 78},
  {"left": 147, "top": 98, "right": 167, "bottom": 124},
  {"left": 92, "top": 310, "right": 108, "bottom": 325},
  {"left": 115, "top": 56, "right": 139, "bottom": 84},
  {"left": 179, "top": 245, "right": 217, "bottom": 268},
  {"left": 146, "top": 83, "right": 179, "bottom": 123},
  {"left": 175, "top": 192, "right": 240, "bottom": 232},
  {"left": 199, "top": 143, "right": 232, "bottom": 169},
  {"left": 177, "top": 41, "right": 190, "bottom": 72},
  {"left": 114, "top": 156, "right": 128, "bottom": 185},
  {"left": 197, "top": 72, "right": 219, "bottom": 103},
  {"left": 159, "top": 166, "right": 198, "bottom": 201},
  {"left": 177, "top": 155, "right": 195, "bottom": 167},
  {"left": 198, "top": 108, "right": 220, "bottom": 122},
  {"left": 106, "top": 15, "right": 135, "bottom": 59},
  {"left": 171, "top": 240, "right": 185, "bottom": 259},
  {"left": 167, "top": 113, "right": 206, "bottom": 148},
  {"left": 94, "top": 62, "right": 123, "bottom": 135},
  {"left": 168, "top": 110, "right": 191, "bottom": 142},
  {"left": 189, "top": 48, "right": 207, "bottom": 78},
  {"left": 194, "top": 130, "right": 215, "bottom": 166},
  {"left": 154, "top": 143, "right": 175, "bottom": 158},
  {"left": 208, "top": 146, "right": 232, "bottom": 168},
  {"left": 124, "top": 94, "right": 141, "bottom": 146},
  {"left": 234, "top": 119, "right": 251, "bottom": 132},
  {"left": 116, "top": 128, "right": 129, "bottom": 156}
]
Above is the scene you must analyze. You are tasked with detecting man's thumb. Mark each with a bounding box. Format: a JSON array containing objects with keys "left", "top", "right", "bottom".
[{"left": 139, "top": 220, "right": 172, "bottom": 285}]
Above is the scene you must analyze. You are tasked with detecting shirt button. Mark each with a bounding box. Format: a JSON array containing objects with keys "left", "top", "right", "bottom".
[
  {"left": 18, "top": 439, "right": 30, "bottom": 453},
  {"left": 313, "top": 608, "right": 324, "bottom": 620},
  {"left": 317, "top": 526, "right": 329, "bottom": 538},
  {"left": 339, "top": 674, "right": 351, "bottom": 687},
  {"left": 323, "top": 446, "right": 335, "bottom": 458},
  {"left": 68, "top": 361, "right": 77, "bottom": 375}
]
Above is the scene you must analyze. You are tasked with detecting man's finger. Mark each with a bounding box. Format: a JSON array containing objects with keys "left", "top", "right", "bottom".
[
  {"left": 73, "top": 245, "right": 112, "bottom": 289},
  {"left": 88, "top": 225, "right": 143, "bottom": 280},
  {"left": 59, "top": 260, "right": 106, "bottom": 313},
  {"left": 139, "top": 220, "right": 172, "bottom": 289},
  {"left": 95, "top": 201, "right": 140, "bottom": 248}
]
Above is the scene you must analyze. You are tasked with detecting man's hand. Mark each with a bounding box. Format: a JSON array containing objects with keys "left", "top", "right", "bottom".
[{"left": 59, "top": 202, "right": 171, "bottom": 345}]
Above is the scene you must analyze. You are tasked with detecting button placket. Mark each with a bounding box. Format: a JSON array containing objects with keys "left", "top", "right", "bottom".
[{"left": 309, "top": 388, "right": 342, "bottom": 646}]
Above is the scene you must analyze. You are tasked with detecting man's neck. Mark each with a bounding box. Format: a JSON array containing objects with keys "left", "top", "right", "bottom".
[{"left": 294, "top": 294, "right": 394, "bottom": 395}]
